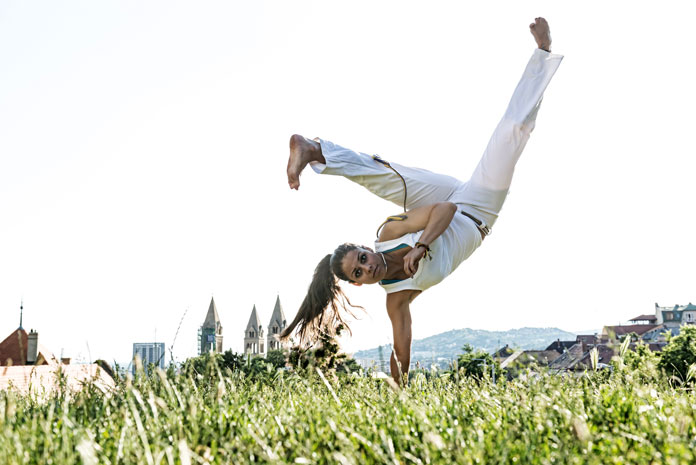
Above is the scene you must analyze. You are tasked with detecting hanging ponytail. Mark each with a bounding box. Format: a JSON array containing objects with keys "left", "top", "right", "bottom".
[{"left": 281, "top": 245, "right": 361, "bottom": 344}]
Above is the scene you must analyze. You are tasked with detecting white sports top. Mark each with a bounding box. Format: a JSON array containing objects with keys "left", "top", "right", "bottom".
[{"left": 375, "top": 212, "right": 483, "bottom": 293}]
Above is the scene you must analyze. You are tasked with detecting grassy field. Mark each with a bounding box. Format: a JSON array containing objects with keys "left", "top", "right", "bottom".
[{"left": 1, "top": 358, "right": 695, "bottom": 465}]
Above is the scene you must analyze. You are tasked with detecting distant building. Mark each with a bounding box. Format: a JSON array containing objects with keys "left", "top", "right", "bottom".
[
  {"left": 198, "top": 297, "right": 223, "bottom": 354},
  {"left": 132, "top": 342, "right": 165, "bottom": 374},
  {"left": 540, "top": 304, "right": 696, "bottom": 372},
  {"left": 0, "top": 303, "right": 62, "bottom": 366},
  {"left": 599, "top": 303, "right": 696, "bottom": 344},
  {"left": 0, "top": 328, "right": 60, "bottom": 367},
  {"left": 545, "top": 339, "right": 578, "bottom": 354},
  {"left": 1, "top": 364, "right": 114, "bottom": 397},
  {"left": 575, "top": 334, "right": 599, "bottom": 345},
  {"left": 548, "top": 339, "right": 666, "bottom": 372},
  {"left": 601, "top": 323, "right": 659, "bottom": 341},
  {"left": 496, "top": 346, "right": 561, "bottom": 370},
  {"left": 243, "top": 296, "right": 290, "bottom": 357},
  {"left": 267, "top": 296, "right": 288, "bottom": 351},
  {"left": 0, "top": 302, "right": 114, "bottom": 396},
  {"left": 244, "top": 305, "right": 265, "bottom": 356},
  {"left": 497, "top": 331, "right": 666, "bottom": 373},
  {"left": 628, "top": 314, "right": 657, "bottom": 325},
  {"left": 654, "top": 302, "right": 696, "bottom": 329}
]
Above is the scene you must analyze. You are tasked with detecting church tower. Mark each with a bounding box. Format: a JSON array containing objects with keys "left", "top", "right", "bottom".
[
  {"left": 198, "top": 297, "right": 223, "bottom": 354},
  {"left": 244, "top": 305, "right": 265, "bottom": 356},
  {"left": 267, "top": 295, "right": 288, "bottom": 351}
]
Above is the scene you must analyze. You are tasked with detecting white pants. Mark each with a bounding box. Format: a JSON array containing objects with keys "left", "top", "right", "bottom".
[{"left": 311, "top": 49, "right": 563, "bottom": 231}]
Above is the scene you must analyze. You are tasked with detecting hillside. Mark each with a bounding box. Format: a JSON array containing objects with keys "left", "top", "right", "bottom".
[{"left": 353, "top": 327, "right": 579, "bottom": 368}]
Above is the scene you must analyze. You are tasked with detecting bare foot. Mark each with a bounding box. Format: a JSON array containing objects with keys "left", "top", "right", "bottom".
[
  {"left": 529, "top": 17, "right": 552, "bottom": 52},
  {"left": 287, "top": 134, "right": 323, "bottom": 190}
]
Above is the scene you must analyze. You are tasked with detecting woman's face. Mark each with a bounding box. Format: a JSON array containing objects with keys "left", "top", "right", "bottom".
[{"left": 340, "top": 247, "right": 386, "bottom": 285}]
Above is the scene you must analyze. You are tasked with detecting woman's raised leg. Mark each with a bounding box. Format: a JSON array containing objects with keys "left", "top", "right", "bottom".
[
  {"left": 285, "top": 19, "right": 561, "bottom": 217},
  {"left": 287, "top": 135, "right": 463, "bottom": 211},
  {"left": 451, "top": 18, "right": 563, "bottom": 230}
]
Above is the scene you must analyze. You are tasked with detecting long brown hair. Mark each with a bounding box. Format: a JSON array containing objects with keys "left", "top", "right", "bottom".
[{"left": 280, "top": 244, "right": 362, "bottom": 345}]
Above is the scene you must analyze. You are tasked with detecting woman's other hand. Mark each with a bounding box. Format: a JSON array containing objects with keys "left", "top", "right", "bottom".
[{"left": 402, "top": 246, "right": 426, "bottom": 277}]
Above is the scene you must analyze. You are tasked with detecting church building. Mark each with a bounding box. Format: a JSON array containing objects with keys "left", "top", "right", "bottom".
[
  {"left": 243, "top": 305, "right": 265, "bottom": 356},
  {"left": 244, "top": 295, "right": 288, "bottom": 356},
  {"left": 198, "top": 297, "right": 223, "bottom": 354},
  {"left": 267, "top": 295, "right": 287, "bottom": 351}
]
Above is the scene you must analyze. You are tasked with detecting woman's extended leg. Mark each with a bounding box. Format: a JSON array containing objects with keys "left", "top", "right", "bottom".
[
  {"left": 286, "top": 19, "right": 561, "bottom": 218},
  {"left": 287, "top": 135, "right": 462, "bottom": 211},
  {"left": 450, "top": 18, "right": 563, "bottom": 230}
]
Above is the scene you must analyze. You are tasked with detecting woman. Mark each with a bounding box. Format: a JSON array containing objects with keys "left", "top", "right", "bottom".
[{"left": 282, "top": 18, "right": 562, "bottom": 384}]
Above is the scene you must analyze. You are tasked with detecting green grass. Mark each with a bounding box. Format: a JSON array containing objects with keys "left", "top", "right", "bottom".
[{"left": 1, "top": 361, "right": 695, "bottom": 465}]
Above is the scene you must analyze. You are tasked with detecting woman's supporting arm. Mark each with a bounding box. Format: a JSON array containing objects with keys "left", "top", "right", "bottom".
[{"left": 386, "top": 289, "right": 420, "bottom": 385}]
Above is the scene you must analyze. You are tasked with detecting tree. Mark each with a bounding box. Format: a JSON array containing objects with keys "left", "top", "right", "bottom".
[
  {"left": 182, "top": 350, "right": 280, "bottom": 382},
  {"left": 181, "top": 352, "right": 222, "bottom": 377},
  {"left": 287, "top": 325, "right": 359, "bottom": 374},
  {"left": 455, "top": 344, "right": 502, "bottom": 380},
  {"left": 658, "top": 325, "right": 696, "bottom": 382},
  {"left": 265, "top": 349, "right": 287, "bottom": 369},
  {"left": 221, "top": 350, "right": 245, "bottom": 371}
]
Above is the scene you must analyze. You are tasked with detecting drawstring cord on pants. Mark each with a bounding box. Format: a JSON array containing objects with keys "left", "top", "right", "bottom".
[
  {"left": 372, "top": 154, "right": 409, "bottom": 238},
  {"left": 371, "top": 154, "right": 491, "bottom": 239},
  {"left": 372, "top": 154, "right": 408, "bottom": 213}
]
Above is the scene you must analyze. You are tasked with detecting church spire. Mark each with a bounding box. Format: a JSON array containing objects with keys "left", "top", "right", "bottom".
[
  {"left": 266, "top": 295, "right": 288, "bottom": 351},
  {"left": 245, "top": 305, "right": 262, "bottom": 332},
  {"left": 19, "top": 300, "right": 24, "bottom": 329},
  {"left": 199, "top": 297, "right": 223, "bottom": 355},
  {"left": 202, "top": 297, "right": 221, "bottom": 329},
  {"left": 268, "top": 294, "right": 286, "bottom": 328}
]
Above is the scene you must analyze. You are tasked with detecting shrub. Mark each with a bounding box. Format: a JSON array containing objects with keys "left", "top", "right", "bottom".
[
  {"left": 455, "top": 344, "right": 502, "bottom": 380},
  {"left": 658, "top": 324, "right": 696, "bottom": 382},
  {"left": 287, "top": 325, "right": 360, "bottom": 374}
]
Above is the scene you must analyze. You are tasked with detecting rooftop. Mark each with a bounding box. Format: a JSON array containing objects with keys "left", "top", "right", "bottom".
[
  {"left": 602, "top": 324, "right": 658, "bottom": 337},
  {"left": 0, "top": 364, "right": 114, "bottom": 397}
]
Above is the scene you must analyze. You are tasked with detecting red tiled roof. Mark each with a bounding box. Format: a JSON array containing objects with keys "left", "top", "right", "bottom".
[
  {"left": 0, "top": 328, "right": 28, "bottom": 365},
  {"left": 545, "top": 340, "right": 577, "bottom": 353},
  {"left": 602, "top": 324, "right": 658, "bottom": 338},
  {"left": 629, "top": 314, "right": 657, "bottom": 322},
  {"left": 548, "top": 343, "right": 586, "bottom": 370},
  {"left": 519, "top": 350, "right": 562, "bottom": 365},
  {"left": 0, "top": 364, "right": 114, "bottom": 396},
  {"left": 576, "top": 335, "right": 598, "bottom": 344},
  {"left": 576, "top": 345, "right": 617, "bottom": 367},
  {"left": 0, "top": 328, "right": 58, "bottom": 366}
]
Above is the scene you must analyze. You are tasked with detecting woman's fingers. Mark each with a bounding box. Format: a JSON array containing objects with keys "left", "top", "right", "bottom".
[
  {"left": 403, "top": 252, "right": 421, "bottom": 277},
  {"left": 402, "top": 247, "right": 426, "bottom": 277},
  {"left": 404, "top": 256, "right": 413, "bottom": 276}
]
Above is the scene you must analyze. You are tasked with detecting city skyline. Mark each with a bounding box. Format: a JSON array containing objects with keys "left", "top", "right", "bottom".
[{"left": 5, "top": 296, "right": 689, "bottom": 368}]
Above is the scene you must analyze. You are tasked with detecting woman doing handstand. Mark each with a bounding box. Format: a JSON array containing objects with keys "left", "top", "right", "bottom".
[{"left": 282, "top": 18, "right": 562, "bottom": 384}]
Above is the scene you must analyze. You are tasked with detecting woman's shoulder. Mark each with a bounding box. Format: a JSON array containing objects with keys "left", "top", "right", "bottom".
[
  {"left": 378, "top": 220, "right": 403, "bottom": 242},
  {"left": 379, "top": 215, "right": 424, "bottom": 242},
  {"left": 375, "top": 230, "right": 419, "bottom": 253},
  {"left": 377, "top": 205, "right": 435, "bottom": 241}
]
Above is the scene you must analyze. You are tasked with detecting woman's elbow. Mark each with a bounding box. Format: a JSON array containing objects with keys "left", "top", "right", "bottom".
[{"left": 440, "top": 201, "right": 457, "bottom": 216}]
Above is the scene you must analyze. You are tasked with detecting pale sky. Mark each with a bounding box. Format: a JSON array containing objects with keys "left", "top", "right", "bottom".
[{"left": 1, "top": 1, "right": 694, "bottom": 366}]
